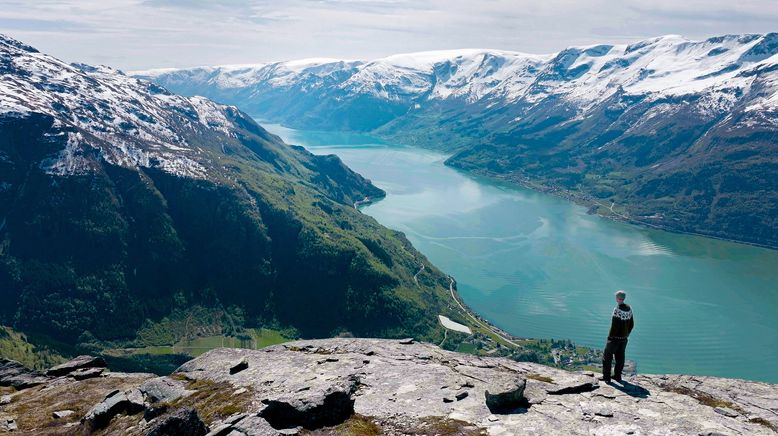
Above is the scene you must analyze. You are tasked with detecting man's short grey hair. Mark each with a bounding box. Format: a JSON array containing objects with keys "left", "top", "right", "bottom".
[{"left": 615, "top": 290, "right": 626, "bottom": 299}]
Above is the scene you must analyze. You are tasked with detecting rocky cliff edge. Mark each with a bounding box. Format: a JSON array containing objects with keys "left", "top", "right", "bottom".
[{"left": 1, "top": 338, "right": 777, "bottom": 435}]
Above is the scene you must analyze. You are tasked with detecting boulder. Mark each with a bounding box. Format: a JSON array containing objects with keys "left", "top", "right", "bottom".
[
  {"left": 145, "top": 407, "right": 207, "bottom": 436},
  {"left": 140, "top": 377, "right": 189, "bottom": 404},
  {"left": 82, "top": 388, "right": 145, "bottom": 429},
  {"left": 258, "top": 375, "right": 358, "bottom": 430},
  {"left": 230, "top": 358, "right": 249, "bottom": 375},
  {"left": 52, "top": 410, "right": 75, "bottom": 419},
  {"left": 484, "top": 377, "right": 527, "bottom": 413},
  {"left": 47, "top": 355, "right": 106, "bottom": 377},
  {"left": 0, "top": 418, "right": 17, "bottom": 432},
  {"left": 174, "top": 339, "right": 778, "bottom": 434},
  {"left": 0, "top": 359, "right": 49, "bottom": 389},
  {"left": 70, "top": 367, "right": 105, "bottom": 381},
  {"left": 714, "top": 407, "right": 739, "bottom": 418},
  {"left": 144, "top": 404, "right": 170, "bottom": 421}
]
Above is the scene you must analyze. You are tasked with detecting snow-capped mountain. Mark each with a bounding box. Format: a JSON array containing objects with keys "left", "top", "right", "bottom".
[
  {"left": 136, "top": 33, "right": 778, "bottom": 247},
  {"left": 0, "top": 34, "right": 263, "bottom": 179},
  {"left": 135, "top": 34, "right": 778, "bottom": 129}
]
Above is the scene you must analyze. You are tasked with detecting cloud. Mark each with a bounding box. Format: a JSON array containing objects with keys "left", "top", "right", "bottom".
[
  {"left": 142, "top": 0, "right": 256, "bottom": 8},
  {"left": 0, "top": 17, "right": 92, "bottom": 32},
  {"left": 1, "top": 0, "right": 775, "bottom": 70}
]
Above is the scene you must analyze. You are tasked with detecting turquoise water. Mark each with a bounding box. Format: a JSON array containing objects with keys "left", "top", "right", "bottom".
[{"left": 263, "top": 122, "right": 778, "bottom": 383}]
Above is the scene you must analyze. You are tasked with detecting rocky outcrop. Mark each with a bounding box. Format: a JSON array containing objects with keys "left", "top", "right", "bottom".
[
  {"left": 82, "top": 388, "right": 146, "bottom": 430},
  {"left": 0, "top": 360, "right": 48, "bottom": 389},
  {"left": 46, "top": 355, "right": 106, "bottom": 377},
  {"left": 139, "top": 377, "right": 191, "bottom": 404},
  {"left": 0, "top": 365, "right": 153, "bottom": 435},
  {"left": 1, "top": 355, "right": 109, "bottom": 390},
  {"left": 172, "top": 339, "right": 778, "bottom": 435},
  {"left": 146, "top": 408, "right": 208, "bottom": 436},
  {"left": 1, "top": 339, "right": 777, "bottom": 435}
]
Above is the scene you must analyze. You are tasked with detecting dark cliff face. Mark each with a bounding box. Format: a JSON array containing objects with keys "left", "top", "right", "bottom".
[{"left": 0, "top": 34, "right": 465, "bottom": 347}]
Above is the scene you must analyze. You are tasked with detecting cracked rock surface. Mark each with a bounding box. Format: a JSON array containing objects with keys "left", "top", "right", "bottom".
[
  {"left": 1, "top": 339, "right": 777, "bottom": 435},
  {"left": 176, "top": 339, "right": 778, "bottom": 435}
]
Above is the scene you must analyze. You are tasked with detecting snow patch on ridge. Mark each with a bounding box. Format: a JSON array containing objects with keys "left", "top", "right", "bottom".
[
  {"left": 135, "top": 33, "right": 778, "bottom": 118},
  {"left": 1, "top": 33, "right": 252, "bottom": 179}
]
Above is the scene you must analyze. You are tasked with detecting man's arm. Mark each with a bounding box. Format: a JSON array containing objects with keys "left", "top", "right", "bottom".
[{"left": 628, "top": 313, "right": 634, "bottom": 335}]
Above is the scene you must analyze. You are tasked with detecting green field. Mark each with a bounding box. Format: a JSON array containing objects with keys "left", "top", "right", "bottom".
[{"left": 105, "top": 328, "right": 290, "bottom": 358}]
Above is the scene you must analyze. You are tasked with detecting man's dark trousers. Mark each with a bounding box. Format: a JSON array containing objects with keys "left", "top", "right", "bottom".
[{"left": 603, "top": 338, "right": 628, "bottom": 380}]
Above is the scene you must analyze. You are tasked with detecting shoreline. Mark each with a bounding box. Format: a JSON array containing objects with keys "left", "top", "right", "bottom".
[
  {"left": 455, "top": 166, "right": 778, "bottom": 252},
  {"left": 444, "top": 275, "right": 524, "bottom": 349},
  {"left": 259, "top": 115, "right": 776, "bottom": 251},
  {"left": 259, "top": 119, "right": 778, "bottom": 382},
  {"left": 367, "top": 125, "right": 778, "bottom": 251}
]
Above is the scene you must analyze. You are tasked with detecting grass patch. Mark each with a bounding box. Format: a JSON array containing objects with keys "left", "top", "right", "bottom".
[
  {"left": 665, "top": 385, "right": 742, "bottom": 411},
  {"left": 456, "top": 342, "right": 478, "bottom": 354},
  {"left": 103, "top": 328, "right": 291, "bottom": 367},
  {"left": 170, "top": 378, "right": 253, "bottom": 425},
  {"left": 526, "top": 373, "right": 555, "bottom": 384},
  {"left": 3, "top": 374, "right": 154, "bottom": 433},
  {"left": 324, "top": 415, "right": 382, "bottom": 436},
  {"left": 748, "top": 417, "right": 778, "bottom": 432},
  {"left": 314, "top": 415, "right": 487, "bottom": 436},
  {"left": 417, "top": 417, "right": 486, "bottom": 435},
  {"left": 252, "top": 328, "right": 288, "bottom": 348},
  {"left": 581, "top": 365, "right": 601, "bottom": 373},
  {"left": 0, "top": 326, "right": 66, "bottom": 370}
]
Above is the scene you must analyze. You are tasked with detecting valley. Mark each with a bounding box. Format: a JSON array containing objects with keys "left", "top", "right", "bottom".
[
  {"left": 262, "top": 122, "right": 778, "bottom": 383},
  {"left": 139, "top": 33, "right": 778, "bottom": 248},
  {"left": 0, "top": 34, "right": 476, "bottom": 374},
  {"left": 1, "top": 30, "right": 777, "bottom": 386},
  {"left": 1, "top": 3, "right": 777, "bottom": 434}
]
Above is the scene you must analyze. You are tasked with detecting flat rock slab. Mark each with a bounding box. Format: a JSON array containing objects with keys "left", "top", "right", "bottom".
[
  {"left": 70, "top": 367, "right": 105, "bottom": 381},
  {"left": 176, "top": 339, "right": 778, "bottom": 435},
  {"left": 642, "top": 374, "right": 778, "bottom": 428},
  {"left": 233, "top": 415, "right": 285, "bottom": 435},
  {"left": 140, "top": 376, "right": 190, "bottom": 404},
  {"left": 46, "top": 355, "right": 106, "bottom": 377}
]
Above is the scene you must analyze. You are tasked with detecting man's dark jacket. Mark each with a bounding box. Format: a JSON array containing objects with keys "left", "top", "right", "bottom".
[{"left": 608, "top": 303, "right": 634, "bottom": 340}]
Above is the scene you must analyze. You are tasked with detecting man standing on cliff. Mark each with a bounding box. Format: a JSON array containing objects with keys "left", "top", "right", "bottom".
[{"left": 601, "top": 290, "right": 634, "bottom": 382}]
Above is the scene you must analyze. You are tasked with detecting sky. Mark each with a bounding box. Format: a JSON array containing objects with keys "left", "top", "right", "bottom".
[{"left": 1, "top": 0, "right": 776, "bottom": 70}]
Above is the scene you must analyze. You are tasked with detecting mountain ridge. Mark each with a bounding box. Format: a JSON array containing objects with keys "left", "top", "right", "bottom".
[
  {"left": 0, "top": 33, "right": 473, "bottom": 355},
  {"left": 135, "top": 32, "right": 778, "bottom": 248}
]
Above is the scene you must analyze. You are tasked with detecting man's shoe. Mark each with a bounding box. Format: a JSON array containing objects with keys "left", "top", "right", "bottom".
[
  {"left": 598, "top": 376, "right": 611, "bottom": 382},
  {"left": 613, "top": 376, "right": 623, "bottom": 382}
]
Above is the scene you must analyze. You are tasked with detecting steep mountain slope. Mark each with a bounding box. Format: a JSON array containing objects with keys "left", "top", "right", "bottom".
[
  {"left": 137, "top": 33, "right": 778, "bottom": 247},
  {"left": 0, "top": 34, "right": 470, "bottom": 349}
]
